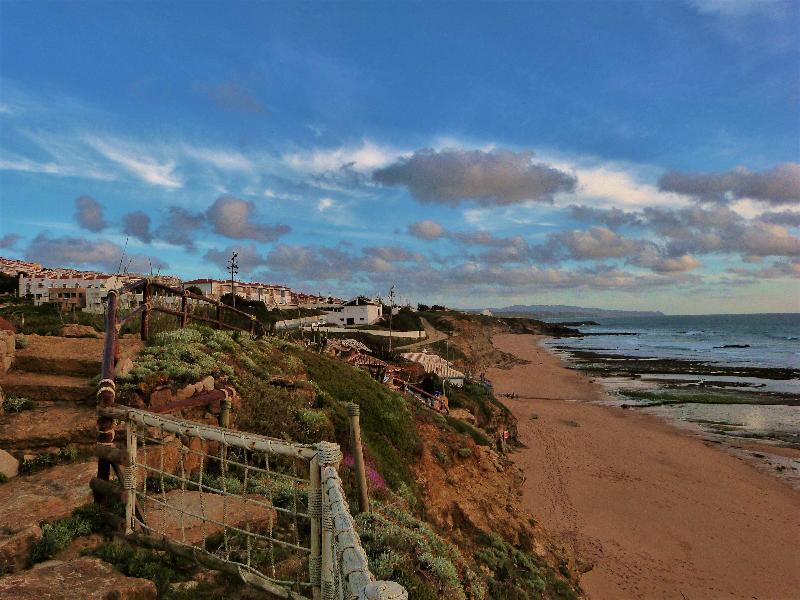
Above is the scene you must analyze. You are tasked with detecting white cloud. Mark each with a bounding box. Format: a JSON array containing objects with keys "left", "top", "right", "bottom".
[
  {"left": 86, "top": 136, "right": 182, "bottom": 188},
  {"left": 282, "top": 140, "right": 404, "bottom": 173},
  {"left": 317, "top": 197, "right": 335, "bottom": 211}
]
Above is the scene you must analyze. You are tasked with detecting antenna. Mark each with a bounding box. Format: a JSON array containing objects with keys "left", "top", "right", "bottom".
[
  {"left": 388, "top": 284, "right": 396, "bottom": 353},
  {"left": 227, "top": 251, "right": 239, "bottom": 308},
  {"left": 116, "top": 237, "right": 130, "bottom": 275}
]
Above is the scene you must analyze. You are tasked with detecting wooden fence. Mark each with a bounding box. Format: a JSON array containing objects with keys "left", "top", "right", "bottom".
[{"left": 92, "top": 278, "right": 407, "bottom": 599}]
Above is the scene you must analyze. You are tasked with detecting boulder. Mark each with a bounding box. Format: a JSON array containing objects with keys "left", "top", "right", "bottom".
[
  {"left": 0, "top": 524, "right": 41, "bottom": 573},
  {"left": 114, "top": 357, "right": 134, "bottom": 377},
  {"left": 148, "top": 387, "right": 174, "bottom": 409},
  {"left": 0, "top": 557, "right": 157, "bottom": 599},
  {"left": 0, "top": 448, "right": 19, "bottom": 478},
  {"left": 59, "top": 324, "right": 102, "bottom": 338},
  {"left": 199, "top": 376, "right": 215, "bottom": 392},
  {"left": 0, "top": 461, "right": 95, "bottom": 571}
]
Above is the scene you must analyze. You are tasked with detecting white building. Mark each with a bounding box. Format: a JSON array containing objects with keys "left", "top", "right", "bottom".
[
  {"left": 18, "top": 273, "right": 143, "bottom": 313},
  {"left": 323, "top": 297, "right": 382, "bottom": 326}
]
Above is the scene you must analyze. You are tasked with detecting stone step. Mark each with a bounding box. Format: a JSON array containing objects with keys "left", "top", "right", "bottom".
[
  {"left": 0, "top": 460, "right": 96, "bottom": 573},
  {"left": 12, "top": 354, "right": 101, "bottom": 378},
  {"left": 11, "top": 334, "right": 143, "bottom": 377},
  {"left": 0, "top": 371, "right": 95, "bottom": 404},
  {"left": 0, "top": 405, "right": 96, "bottom": 458},
  {"left": 0, "top": 557, "right": 157, "bottom": 599}
]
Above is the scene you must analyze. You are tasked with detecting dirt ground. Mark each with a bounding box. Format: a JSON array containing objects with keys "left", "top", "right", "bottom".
[{"left": 487, "top": 333, "right": 800, "bottom": 600}]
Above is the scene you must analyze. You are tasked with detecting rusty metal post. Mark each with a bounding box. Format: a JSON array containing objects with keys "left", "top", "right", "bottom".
[
  {"left": 140, "top": 280, "right": 150, "bottom": 341},
  {"left": 347, "top": 403, "right": 370, "bottom": 514},
  {"left": 95, "top": 290, "right": 119, "bottom": 496},
  {"left": 180, "top": 292, "right": 188, "bottom": 328}
]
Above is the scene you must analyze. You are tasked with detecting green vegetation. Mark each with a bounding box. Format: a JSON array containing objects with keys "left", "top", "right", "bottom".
[
  {"left": 15, "top": 334, "right": 28, "bottom": 349},
  {"left": 19, "top": 447, "right": 79, "bottom": 475},
  {"left": 119, "top": 327, "right": 237, "bottom": 391},
  {"left": 448, "top": 381, "right": 512, "bottom": 433},
  {"left": 2, "top": 395, "right": 35, "bottom": 412},
  {"left": 0, "top": 302, "right": 105, "bottom": 336},
  {"left": 357, "top": 501, "right": 486, "bottom": 600},
  {"left": 0, "top": 273, "right": 17, "bottom": 295},
  {"left": 299, "top": 349, "right": 421, "bottom": 489},
  {"left": 30, "top": 504, "right": 110, "bottom": 562},
  {"left": 219, "top": 293, "right": 323, "bottom": 330},
  {"left": 474, "top": 532, "right": 580, "bottom": 600},
  {"left": 445, "top": 415, "right": 491, "bottom": 447},
  {"left": 427, "top": 339, "right": 467, "bottom": 362}
]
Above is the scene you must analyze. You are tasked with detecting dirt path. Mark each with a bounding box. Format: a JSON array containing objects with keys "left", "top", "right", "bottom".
[
  {"left": 397, "top": 317, "right": 449, "bottom": 350},
  {"left": 487, "top": 333, "right": 800, "bottom": 600}
]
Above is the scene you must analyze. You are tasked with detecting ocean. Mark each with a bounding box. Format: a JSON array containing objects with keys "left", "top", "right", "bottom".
[{"left": 546, "top": 312, "right": 800, "bottom": 371}]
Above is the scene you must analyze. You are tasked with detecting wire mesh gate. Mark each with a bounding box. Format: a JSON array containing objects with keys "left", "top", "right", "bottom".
[{"left": 115, "top": 408, "right": 406, "bottom": 600}]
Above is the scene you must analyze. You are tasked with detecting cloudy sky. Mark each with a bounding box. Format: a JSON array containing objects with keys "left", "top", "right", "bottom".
[{"left": 0, "top": 1, "right": 798, "bottom": 313}]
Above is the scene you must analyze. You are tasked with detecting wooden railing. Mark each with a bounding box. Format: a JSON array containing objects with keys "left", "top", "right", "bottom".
[
  {"left": 91, "top": 277, "right": 407, "bottom": 599},
  {"left": 95, "top": 278, "right": 260, "bottom": 496}
]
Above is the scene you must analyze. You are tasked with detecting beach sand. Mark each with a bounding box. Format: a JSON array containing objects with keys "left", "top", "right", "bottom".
[{"left": 486, "top": 333, "right": 800, "bottom": 600}]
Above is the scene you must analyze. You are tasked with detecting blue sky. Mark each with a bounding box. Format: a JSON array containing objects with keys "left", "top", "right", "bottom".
[{"left": 1, "top": 0, "right": 798, "bottom": 313}]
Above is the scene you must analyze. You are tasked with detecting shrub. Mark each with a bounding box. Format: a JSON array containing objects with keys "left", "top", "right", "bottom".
[
  {"left": 356, "top": 501, "right": 486, "bottom": 600},
  {"left": 15, "top": 334, "right": 28, "bottom": 349},
  {"left": 19, "top": 447, "right": 79, "bottom": 475},
  {"left": 457, "top": 447, "right": 472, "bottom": 459},
  {"left": 2, "top": 396, "right": 35, "bottom": 412},
  {"left": 30, "top": 504, "right": 108, "bottom": 562}
]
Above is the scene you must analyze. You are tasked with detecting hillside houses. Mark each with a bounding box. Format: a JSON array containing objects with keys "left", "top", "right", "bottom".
[{"left": 183, "top": 278, "right": 311, "bottom": 307}]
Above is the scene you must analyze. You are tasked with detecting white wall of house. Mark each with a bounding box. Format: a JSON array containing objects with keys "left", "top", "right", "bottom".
[{"left": 323, "top": 303, "right": 382, "bottom": 326}]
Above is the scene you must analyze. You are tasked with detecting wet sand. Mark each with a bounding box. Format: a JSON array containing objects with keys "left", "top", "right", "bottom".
[{"left": 487, "top": 333, "right": 800, "bottom": 600}]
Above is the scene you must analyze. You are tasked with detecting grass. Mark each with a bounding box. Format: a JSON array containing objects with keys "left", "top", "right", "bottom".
[
  {"left": 2, "top": 395, "right": 35, "bottom": 412},
  {"left": 444, "top": 415, "right": 491, "bottom": 447},
  {"left": 19, "top": 447, "right": 79, "bottom": 475},
  {"left": 298, "top": 349, "right": 422, "bottom": 489}
]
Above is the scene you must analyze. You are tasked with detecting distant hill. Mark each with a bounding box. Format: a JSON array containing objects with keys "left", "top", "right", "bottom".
[{"left": 472, "top": 304, "right": 664, "bottom": 320}]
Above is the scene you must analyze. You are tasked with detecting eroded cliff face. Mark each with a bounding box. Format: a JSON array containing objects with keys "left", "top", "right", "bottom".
[{"left": 412, "top": 416, "right": 585, "bottom": 598}]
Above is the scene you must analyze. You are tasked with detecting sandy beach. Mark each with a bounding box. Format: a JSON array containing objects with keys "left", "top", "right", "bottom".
[{"left": 487, "top": 333, "right": 800, "bottom": 600}]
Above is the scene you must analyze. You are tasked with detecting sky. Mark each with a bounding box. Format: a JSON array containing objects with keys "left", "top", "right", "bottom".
[{"left": 0, "top": 0, "right": 798, "bottom": 314}]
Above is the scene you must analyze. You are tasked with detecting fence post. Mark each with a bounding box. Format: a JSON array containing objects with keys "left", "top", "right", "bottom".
[
  {"left": 348, "top": 403, "right": 370, "bottom": 514},
  {"left": 180, "top": 292, "right": 188, "bottom": 328},
  {"left": 125, "top": 423, "right": 137, "bottom": 535},
  {"left": 95, "top": 290, "right": 118, "bottom": 497},
  {"left": 218, "top": 390, "right": 232, "bottom": 428},
  {"left": 309, "top": 456, "right": 322, "bottom": 600},
  {"left": 140, "top": 280, "right": 150, "bottom": 340},
  {"left": 216, "top": 304, "right": 222, "bottom": 330}
]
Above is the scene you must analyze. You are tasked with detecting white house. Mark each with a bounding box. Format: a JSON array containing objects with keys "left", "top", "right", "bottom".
[{"left": 323, "top": 297, "right": 382, "bottom": 326}]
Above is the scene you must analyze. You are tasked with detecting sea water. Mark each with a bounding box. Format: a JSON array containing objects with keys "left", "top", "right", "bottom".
[{"left": 547, "top": 313, "right": 800, "bottom": 370}]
